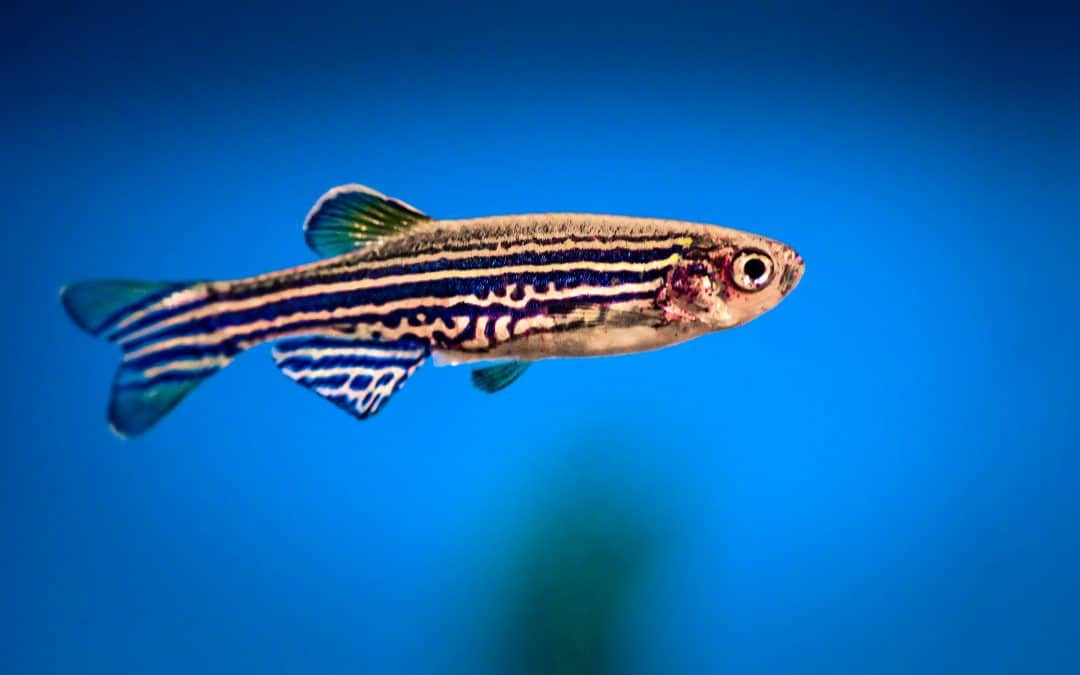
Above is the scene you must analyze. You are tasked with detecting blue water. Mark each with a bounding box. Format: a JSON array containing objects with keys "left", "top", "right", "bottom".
[{"left": 5, "top": 3, "right": 1078, "bottom": 673}]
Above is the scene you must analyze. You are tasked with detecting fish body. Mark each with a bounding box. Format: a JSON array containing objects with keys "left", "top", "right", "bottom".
[{"left": 61, "top": 185, "right": 804, "bottom": 437}]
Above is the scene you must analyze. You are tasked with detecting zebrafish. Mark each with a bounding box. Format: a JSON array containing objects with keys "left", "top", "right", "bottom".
[{"left": 61, "top": 184, "right": 804, "bottom": 438}]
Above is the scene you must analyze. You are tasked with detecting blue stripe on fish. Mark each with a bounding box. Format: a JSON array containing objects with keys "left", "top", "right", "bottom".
[
  {"left": 122, "top": 290, "right": 658, "bottom": 370},
  {"left": 272, "top": 336, "right": 430, "bottom": 420},
  {"left": 275, "top": 354, "right": 426, "bottom": 371},
  {"left": 295, "top": 374, "right": 351, "bottom": 389},
  {"left": 120, "top": 267, "right": 669, "bottom": 351},
  {"left": 348, "top": 374, "right": 374, "bottom": 391},
  {"left": 275, "top": 336, "right": 385, "bottom": 352},
  {"left": 108, "top": 244, "right": 682, "bottom": 342},
  {"left": 113, "top": 367, "right": 223, "bottom": 391}
]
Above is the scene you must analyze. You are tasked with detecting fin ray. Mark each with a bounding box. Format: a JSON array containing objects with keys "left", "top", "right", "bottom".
[
  {"left": 303, "top": 184, "right": 432, "bottom": 258},
  {"left": 471, "top": 362, "right": 531, "bottom": 393},
  {"left": 61, "top": 280, "right": 192, "bottom": 336},
  {"left": 109, "top": 364, "right": 224, "bottom": 438},
  {"left": 61, "top": 278, "right": 227, "bottom": 438}
]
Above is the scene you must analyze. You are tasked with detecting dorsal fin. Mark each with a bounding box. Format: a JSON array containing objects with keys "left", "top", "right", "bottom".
[{"left": 303, "top": 184, "right": 432, "bottom": 258}]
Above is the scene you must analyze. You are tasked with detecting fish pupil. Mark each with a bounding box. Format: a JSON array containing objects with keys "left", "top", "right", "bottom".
[{"left": 745, "top": 258, "right": 767, "bottom": 281}]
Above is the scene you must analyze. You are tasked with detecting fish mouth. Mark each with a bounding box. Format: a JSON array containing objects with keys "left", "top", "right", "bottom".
[{"left": 777, "top": 253, "right": 804, "bottom": 296}]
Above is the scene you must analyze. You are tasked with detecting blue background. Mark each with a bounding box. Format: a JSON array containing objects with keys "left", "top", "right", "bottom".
[{"left": 4, "top": 2, "right": 1078, "bottom": 673}]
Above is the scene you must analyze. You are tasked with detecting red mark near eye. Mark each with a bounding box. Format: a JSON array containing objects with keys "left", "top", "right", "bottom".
[{"left": 669, "top": 265, "right": 702, "bottom": 301}]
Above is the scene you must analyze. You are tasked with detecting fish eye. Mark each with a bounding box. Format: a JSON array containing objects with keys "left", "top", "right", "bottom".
[{"left": 731, "top": 250, "right": 774, "bottom": 292}]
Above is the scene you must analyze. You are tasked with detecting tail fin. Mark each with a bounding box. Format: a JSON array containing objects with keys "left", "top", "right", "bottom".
[{"left": 61, "top": 279, "right": 228, "bottom": 438}]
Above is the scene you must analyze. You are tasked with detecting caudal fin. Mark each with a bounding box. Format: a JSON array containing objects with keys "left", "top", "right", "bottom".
[{"left": 61, "top": 279, "right": 227, "bottom": 438}]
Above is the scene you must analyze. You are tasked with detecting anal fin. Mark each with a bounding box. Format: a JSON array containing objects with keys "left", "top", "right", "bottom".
[{"left": 272, "top": 335, "right": 428, "bottom": 419}]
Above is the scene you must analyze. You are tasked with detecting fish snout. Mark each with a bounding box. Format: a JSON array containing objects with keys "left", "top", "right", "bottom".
[{"left": 778, "top": 248, "right": 804, "bottom": 296}]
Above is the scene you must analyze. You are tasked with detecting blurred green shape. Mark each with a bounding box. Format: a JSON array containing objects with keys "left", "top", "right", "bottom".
[{"left": 499, "top": 469, "right": 666, "bottom": 675}]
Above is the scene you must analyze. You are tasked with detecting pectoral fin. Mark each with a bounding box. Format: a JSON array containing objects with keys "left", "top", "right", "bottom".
[
  {"left": 545, "top": 300, "right": 666, "bottom": 330},
  {"left": 471, "top": 362, "right": 531, "bottom": 393},
  {"left": 272, "top": 335, "right": 428, "bottom": 419}
]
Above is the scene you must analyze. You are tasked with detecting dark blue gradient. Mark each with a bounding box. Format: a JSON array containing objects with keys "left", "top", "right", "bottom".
[{"left": 4, "top": 2, "right": 1078, "bottom": 674}]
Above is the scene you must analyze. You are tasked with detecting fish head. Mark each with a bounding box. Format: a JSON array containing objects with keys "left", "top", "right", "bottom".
[{"left": 666, "top": 229, "right": 804, "bottom": 330}]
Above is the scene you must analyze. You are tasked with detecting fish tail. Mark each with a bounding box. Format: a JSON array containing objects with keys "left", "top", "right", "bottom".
[{"left": 60, "top": 279, "right": 231, "bottom": 438}]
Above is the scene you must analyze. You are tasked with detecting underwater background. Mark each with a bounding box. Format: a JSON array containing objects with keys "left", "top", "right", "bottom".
[{"left": 4, "top": 2, "right": 1078, "bottom": 673}]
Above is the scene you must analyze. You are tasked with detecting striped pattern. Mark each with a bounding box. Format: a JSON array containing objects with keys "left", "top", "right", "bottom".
[
  {"left": 272, "top": 336, "right": 429, "bottom": 418},
  {"left": 62, "top": 178, "right": 804, "bottom": 438},
  {"left": 105, "top": 217, "right": 696, "bottom": 403}
]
